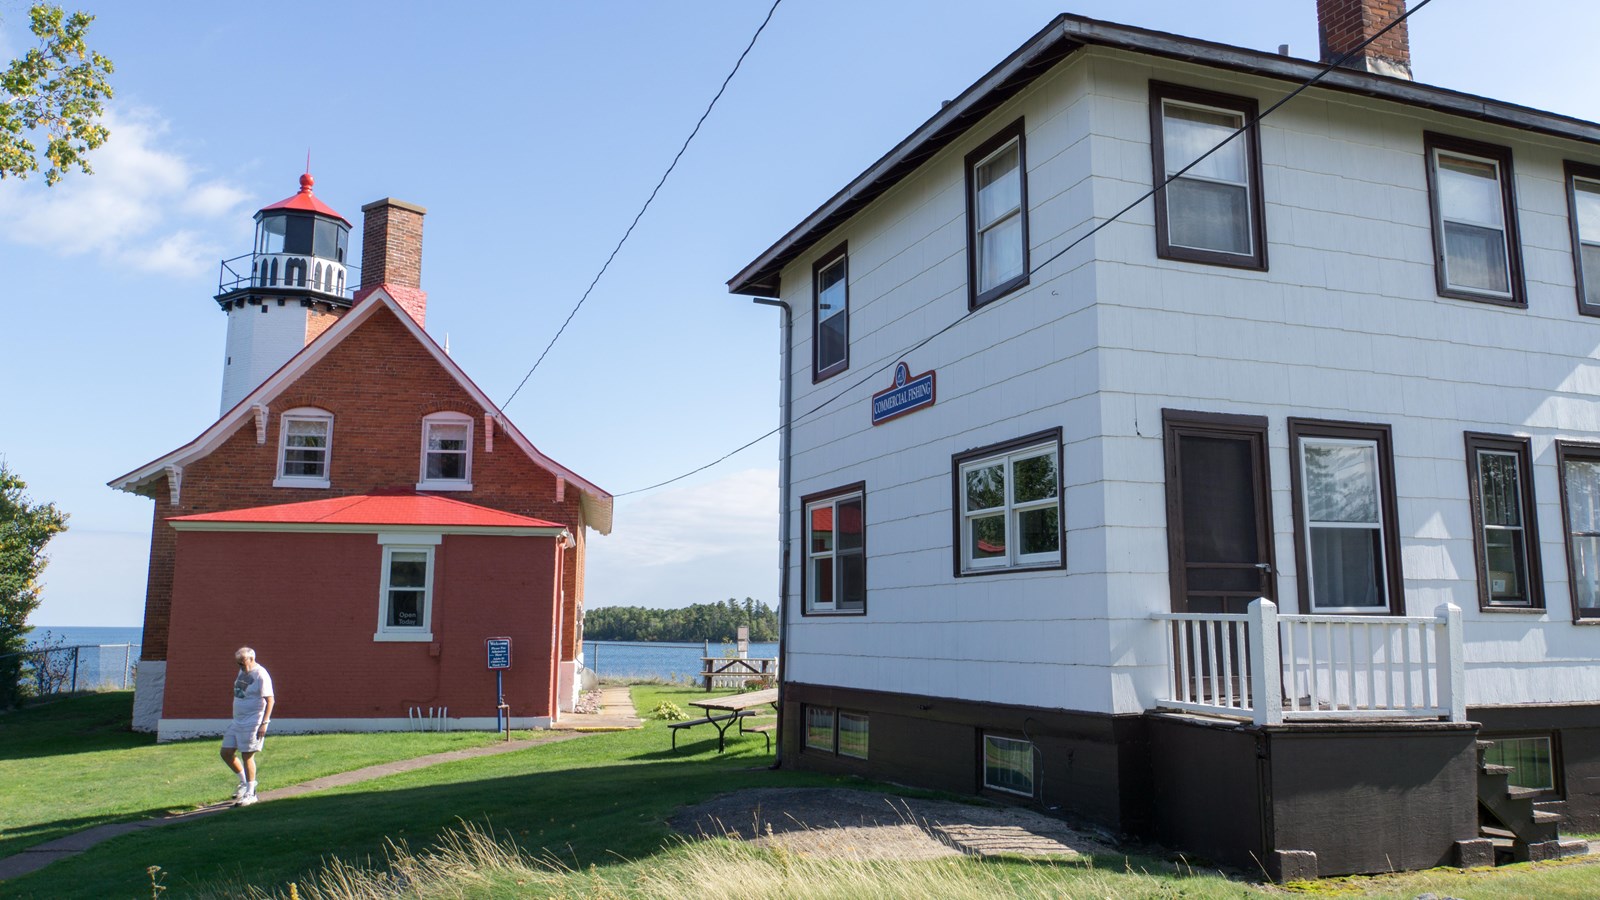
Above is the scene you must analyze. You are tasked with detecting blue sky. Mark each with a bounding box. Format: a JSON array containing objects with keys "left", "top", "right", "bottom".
[{"left": 3, "top": 1, "right": 1596, "bottom": 627}]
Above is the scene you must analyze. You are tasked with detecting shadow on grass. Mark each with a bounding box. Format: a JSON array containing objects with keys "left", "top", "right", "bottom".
[
  {"left": 0, "top": 739, "right": 841, "bottom": 899},
  {"left": 0, "top": 692, "right": 153, "bottom": 762}
]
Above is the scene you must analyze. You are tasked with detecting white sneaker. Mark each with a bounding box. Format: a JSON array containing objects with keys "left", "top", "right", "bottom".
[
  {"left": 230, "top": 783, "right": 249, "bottom": 802},
  {"left": 236, "top": 793, "right": 258, "bottom": 806}
]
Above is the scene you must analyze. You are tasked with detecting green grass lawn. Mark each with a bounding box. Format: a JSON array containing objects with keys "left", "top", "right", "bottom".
[
  {"left": 3, "top": 687, "right": 1598, "bottom": 899},
  {"left": 0, "top": 691, "right": 531, "bottom": 861}
]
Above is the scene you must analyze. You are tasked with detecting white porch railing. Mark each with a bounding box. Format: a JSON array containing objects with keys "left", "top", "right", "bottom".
[{"left": 1153, "top": 599, "right": 1465, "bottom": 726}]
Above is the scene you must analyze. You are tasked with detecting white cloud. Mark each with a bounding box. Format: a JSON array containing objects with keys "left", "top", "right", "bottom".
[
  {"left": 585, "top": 467, "right": 779, "bottom": 608},
  {"left": 0, "top": 108, "right": 250, "bottom": 277}
]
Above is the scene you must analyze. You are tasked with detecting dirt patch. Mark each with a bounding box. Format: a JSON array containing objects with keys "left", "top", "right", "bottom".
[{"left": 669, "top": 787, "right": 1119, "bottom": 861}]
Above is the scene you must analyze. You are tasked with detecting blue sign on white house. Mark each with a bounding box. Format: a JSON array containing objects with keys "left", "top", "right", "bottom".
[
  {"left": 486, "top": 637, "right": 512, "bottom": 670},
  {"left": 871, "top": 361, "right": 936, "bottom": 425}
]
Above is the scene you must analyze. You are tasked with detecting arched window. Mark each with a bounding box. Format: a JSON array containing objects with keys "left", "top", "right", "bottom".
[
  {"left": 274, "top": 407, "right": 334, "bottom": 488},
  {"left": 417, "top": 411, "right": 473, "bottom": 491}
]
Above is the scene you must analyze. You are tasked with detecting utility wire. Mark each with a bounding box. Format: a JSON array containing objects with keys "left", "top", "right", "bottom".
[
  {"left": 501, "top": 0, "right": 784, "bottom": 411},
  {"left": 615, "top": 2, "right": 1432, "bottom": 497}
]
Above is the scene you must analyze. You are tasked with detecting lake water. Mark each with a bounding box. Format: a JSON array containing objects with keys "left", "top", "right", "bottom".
[{"left": 23, "top": 629, "right": 775, "bottom": 683}]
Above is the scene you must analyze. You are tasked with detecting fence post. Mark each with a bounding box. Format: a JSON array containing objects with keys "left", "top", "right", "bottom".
[
  {"left": 123, "top": 644, "right": 132, "bottom": 689},
  {"left": 1435, "top": 602, "right": 1465, "bottom": 722},
  {"left": 70, "top": 647, "right": 80, "bottom": 693},
  {"left": 1249, "top": 598, "right": 1282, "bottom": 727}
]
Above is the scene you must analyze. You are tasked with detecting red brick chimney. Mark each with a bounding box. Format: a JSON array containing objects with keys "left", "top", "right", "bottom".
[
  {"left": 355, "top": 198, "right": 428, "bottom": 327},
  {"left": 1317, "top": 0, "right": 1412, "bottom": 81}
]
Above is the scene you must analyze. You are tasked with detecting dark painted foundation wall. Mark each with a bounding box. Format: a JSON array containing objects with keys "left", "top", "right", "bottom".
[
  {"left": 784, "top": 682, "right": 1495, "bottom": 877},
  {"left": 1472, "top": 703, "right": 1600, "bottom": 832}
]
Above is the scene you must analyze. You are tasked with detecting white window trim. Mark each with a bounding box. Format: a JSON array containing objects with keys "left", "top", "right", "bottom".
[
  {"left": 375, "top": 540, "right": 436, "bottom": 641},
  {"left": 1300, "top": 437, "right": 1391, "bottom": 614},
  {"left": 815, "top": 252, "right": 848, "bottom": 375},
  {"left": 1475, "top": 448, "right": 1531, "bottom": 606},
  {"left": 958, "top": 442, "right": 1060, "bottom": 574},
  {"left": 805, "top": 490, "right": 865, "bottom": 614},
  {"left": 417, "top": 411, "right": 473, "bottom": 492},
  {"left": 982, "top": 734, "right": 1035, "bottom": 797},
  {"left": 1161, "top": 98, "right": 1254, "bottom": 257},
  {"left": 1432, "top": 146, "right": 1514, "bottom": 300},
  {"left": 972, "top": 136, "right": 1024, "bottom": 293},
  {"left": 273, "top": 407, "right": 333, "bottom": 489}
]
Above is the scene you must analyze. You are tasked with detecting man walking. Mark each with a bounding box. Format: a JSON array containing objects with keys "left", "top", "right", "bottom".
[{"left": 221, "top": 646, "right": 274, "bottom": 806}]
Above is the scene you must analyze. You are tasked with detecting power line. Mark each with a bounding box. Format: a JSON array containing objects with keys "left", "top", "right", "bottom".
[
  {"left": 501, "top": 0, "right": 784, "bottom": 411},
  {"left": 614, "top": 3, "right": 1433, "bottom": 497}
]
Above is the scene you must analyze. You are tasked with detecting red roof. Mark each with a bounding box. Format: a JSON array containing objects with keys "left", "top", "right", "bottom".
[
  {"left": 258, "top": 173, "right": 352, "bottom": 226},
  {"left": 170, "top": 493, "right": 563, "bottom": 529}
]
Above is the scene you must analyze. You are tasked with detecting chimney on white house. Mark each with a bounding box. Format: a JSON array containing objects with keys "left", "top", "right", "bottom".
[
  {"left": 355, "top": 198, "right": 429, "bottom": 328},
  {"left": 1316, "top": 0, "right": 1412, "bottom": 81}
]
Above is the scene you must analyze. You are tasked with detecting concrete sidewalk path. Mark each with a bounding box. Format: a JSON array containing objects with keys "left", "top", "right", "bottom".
[
  {"left": 0, "top": 730, "right": 584, "bottom": 883},
  {"left": 550, "top": 684, "right": 643, "bottom": 730}
]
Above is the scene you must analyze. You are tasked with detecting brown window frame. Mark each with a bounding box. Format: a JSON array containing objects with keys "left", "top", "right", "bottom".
[
  {"left": 812, "top": 242, "right": 849, "bottom": 382},
  {"left": 950, "top": 427, "right": 1065, "bottom": 578},
  {"left": 1555, "top": 440, "right": 1600, "bottom": 623},
  {"left": 1148, "top": 81, "right": 1267, "bottom": 271},
  {"left": 799, "top": 481, "right": 867, "bottom": 617},
  {"left": 1464, "top": 433, "right": 1544, "bottom": 612},
  {"left": 1423, "top": 132, "right": 1526, "bottom": 308},
  {"left": 964, "top": 118, "right": 1030, "bottom": 310},
  {"left": 1563, "top": 160, "right": 1600, "bottom": 318},
  {"left": 1288, "top": 418, "right": 1405, "bottom": 615}
]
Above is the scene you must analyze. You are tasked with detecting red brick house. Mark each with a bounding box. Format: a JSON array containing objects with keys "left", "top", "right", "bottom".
[{"left": 109, "top": 179, "right": 612, "bottom": 738}]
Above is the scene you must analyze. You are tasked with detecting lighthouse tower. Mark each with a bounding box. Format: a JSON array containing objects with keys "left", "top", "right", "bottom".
[{"left": 215, "top": 173, "right": 353, "bottom": 413}]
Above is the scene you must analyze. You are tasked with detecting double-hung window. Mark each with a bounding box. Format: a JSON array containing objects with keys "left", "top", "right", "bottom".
[
  {"left": 1149, "top": 82, "right": 1265, "bottom": 269},
  {"left": 813, "top": 244, "right": 849, "bottom": 380},
  {"left": 1465, "top": 434, "right": 1542, "bottom": 610},
  {"left": 274, "top": 408, "right": 332, "bottom": 488},
  {"left": 1289, "top": 420, "right": 1403, "bottom": 614},
  {"left": 1564, "top": 161, "right": 1600, "bottom": 316},
  {"left": 1425, "top": 133, "right": 1524, "bottom": 306},
  {"left": 418, "top": 411, "right": 472, "bottom": 491},
  {"left": 375, "top": 534, "right": 438, "bottom": 641},
  {"left": 802, "top": 484, "right": 865, "bottom": 614},
  {"left": 1557, "top": 441, "right": 1600, "bottom": 621},
  {"left": 953, "top": 430, "right": 1062, "bottom": 575},
  {"left": 965, "top": 119, "right": 1029, "bottom": 308}
]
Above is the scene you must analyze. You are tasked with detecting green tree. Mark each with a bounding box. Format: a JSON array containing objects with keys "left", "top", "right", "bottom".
[
  {"left": 1, "top": 4, "right": 114, "bottom": 185},
  {"left": 0, "top": 463, "right": 69, "bottom": 707}
]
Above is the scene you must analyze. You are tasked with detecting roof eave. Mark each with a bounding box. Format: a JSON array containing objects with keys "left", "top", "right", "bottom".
[{"left": 727, "top": 13, "right": 1600, "bottom": 296}]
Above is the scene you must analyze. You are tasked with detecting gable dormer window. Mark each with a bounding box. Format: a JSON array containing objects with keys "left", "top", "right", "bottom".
[
  {"left": 417, "top": 411, "right": 473, "bottom": 491},
  {"left": 273, "top": 408, "right": 333, "bottom": 488}
]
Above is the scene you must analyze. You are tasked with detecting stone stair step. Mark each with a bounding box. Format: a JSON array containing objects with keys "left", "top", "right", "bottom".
[
  {"left": 1480, "top": 764, "right": 1514, "bottom": 776},
  {"left": 1531, "top": 810, "right": 1563, "bottom": 824}
]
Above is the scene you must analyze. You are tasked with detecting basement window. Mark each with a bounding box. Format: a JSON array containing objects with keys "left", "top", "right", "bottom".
[
  {"left": 1484, "top": 734, "right": 1556, "bottom": 794},
  {"left": 837, "top": 711, "right": 869, "bottom": 759},
  {"left": 804, "top": 706, "right": 834, "bottom": 752},
  {"left": 982, "top": 734, "right": 1035, "bottom": 797},
  {"left": 417, "top": 412, "right": 473, "bottom": 491},
  {"left": 1425, "top": 133, "right": 1524, "bottom": 306},
  {"left": 273, "top": 408, "right": 333, "bottom": 488}
]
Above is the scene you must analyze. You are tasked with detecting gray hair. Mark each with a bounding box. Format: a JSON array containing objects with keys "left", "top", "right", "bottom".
[{"left": 234, "top": 646, "right": 256, "bottom": 661}]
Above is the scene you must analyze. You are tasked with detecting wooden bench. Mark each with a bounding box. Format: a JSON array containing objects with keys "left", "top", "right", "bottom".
[
  {"left": 741, "top": 720, "right": 775, "bottom": 752},
  {"left": 669, "top": 710, "right": 754, "bottom": 751}
]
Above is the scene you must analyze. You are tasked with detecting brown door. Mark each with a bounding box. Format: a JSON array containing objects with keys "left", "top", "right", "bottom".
[{"left": 1163, "top": 411, "right": 1276, "bottom": 614}]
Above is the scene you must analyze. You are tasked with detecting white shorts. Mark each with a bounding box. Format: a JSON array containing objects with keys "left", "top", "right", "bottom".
[{"left": 221, "top": 723, "right": 265, "bottom": 753}]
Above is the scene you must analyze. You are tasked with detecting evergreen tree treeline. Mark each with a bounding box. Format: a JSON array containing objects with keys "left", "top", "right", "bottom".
[{"left": 584, "top": 598, "right": 777, "bottom": 643}]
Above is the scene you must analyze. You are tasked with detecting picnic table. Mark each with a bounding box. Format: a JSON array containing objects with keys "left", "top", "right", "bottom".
[{"left": 669, "top": 688, "right": 779, "bottom": 753}]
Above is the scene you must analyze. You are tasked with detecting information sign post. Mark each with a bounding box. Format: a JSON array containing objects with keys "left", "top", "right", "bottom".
[{"left": 486, "top": 637, "right": 512, "bottom": 739}]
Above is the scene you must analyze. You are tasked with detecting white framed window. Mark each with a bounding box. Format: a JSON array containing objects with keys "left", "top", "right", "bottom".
[
  {"left": 417, "top": 411, "right": 473, "bottom": 491},
  {"left": 1150, "top": 83, "right": 1264, "bottom": 269},
  {"left": 1484, "top": 735, "right": 1556, "bottom": 794},
  {"left": 1290, "top": 420, "right": 1402, "bottom": 614},
  {"left": 803, "top": 485, "right": 865, "bottom": 614},
  {"left": 804, "top": 705, "right": 834, "bottom": 752},
  {"left": 965, "top": 119, "right": 1029, "bottom": 308},
  {"left": 1426, "top": 133, "right": 1523, "bottom": 306},
  {"left": 1557, "top": 441, "right": 1600, "bottom": 621},
  {"left": 1565, "top": 163, "right": 1600, "bottom": 316},
  {"left": 375, "top": 534, "right": 438, "bottom": 641},
  {"left": 955, "top": 433, "right": 1061, "bottom": 575},
  {"left": 837, "top": 711, "right": 869, "bottom": 759},
  {"left": 982, "top": 734, "right": 1034, "bottom": 797},
  {"left": 274, "top": 408, "right": 332, "bottom": 488}
]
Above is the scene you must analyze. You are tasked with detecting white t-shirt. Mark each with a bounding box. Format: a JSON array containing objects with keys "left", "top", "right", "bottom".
[{"left": 232, "top": 665, "right": 274, "bottom": 726}]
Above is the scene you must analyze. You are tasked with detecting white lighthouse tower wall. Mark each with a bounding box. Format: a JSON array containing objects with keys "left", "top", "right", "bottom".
[{"left": 220, "top": 301, "right": 315, "bottom": 413}]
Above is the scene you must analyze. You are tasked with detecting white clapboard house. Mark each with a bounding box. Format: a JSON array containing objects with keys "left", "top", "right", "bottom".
[{"left": 729, "top": 1, "right": 1600, "bottom": 879}]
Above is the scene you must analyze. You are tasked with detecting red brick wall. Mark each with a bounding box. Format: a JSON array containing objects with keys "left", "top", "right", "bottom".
[
  {"left": 164, "top": 531, "right": 560, "bottom": 720},
  {"left": 138, "top": 304, "right": 588, "bottom": 666},
  {"left": 1317, "top": 0, "right": 1410, "bottom": 71}
]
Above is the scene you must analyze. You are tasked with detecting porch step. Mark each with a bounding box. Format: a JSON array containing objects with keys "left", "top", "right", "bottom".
[
  {"left": 1532, "top": 810, "right": 1563, "bottom": 825},
  {"left": 1481, "top": 764, "right": 1514, "bottom": 776}
]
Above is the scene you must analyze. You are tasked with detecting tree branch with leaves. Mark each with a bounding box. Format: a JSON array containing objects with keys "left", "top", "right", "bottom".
[
  {"left": 0, "top": 463, "right": 69, "bottom": 708},
  {"left": 0, "top": 3, "right": 113, "bottom": 185}
]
